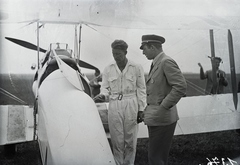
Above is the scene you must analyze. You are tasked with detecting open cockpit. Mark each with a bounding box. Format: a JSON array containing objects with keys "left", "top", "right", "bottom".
[{"left": 36, "top": 43, "right": 91, "bottom": 96}]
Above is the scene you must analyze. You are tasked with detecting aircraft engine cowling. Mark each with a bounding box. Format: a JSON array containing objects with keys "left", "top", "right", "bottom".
[{"left": 36, "top": 69, "right": 115, "bottom": 165}]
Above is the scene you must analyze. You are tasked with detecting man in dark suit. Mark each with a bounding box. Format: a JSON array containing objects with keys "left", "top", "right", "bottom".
[{"left": 140, "top": 34, "right": 187, "bottom": 165}]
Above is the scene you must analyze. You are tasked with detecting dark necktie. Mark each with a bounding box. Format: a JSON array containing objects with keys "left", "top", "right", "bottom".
[{"left": 149, "top": 63, "right": 154, "bottom": 75}]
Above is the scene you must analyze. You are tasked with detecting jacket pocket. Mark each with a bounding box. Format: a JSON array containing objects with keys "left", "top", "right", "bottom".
[{"left": 144, "top": 105, "right": 169, "bottom": 126}]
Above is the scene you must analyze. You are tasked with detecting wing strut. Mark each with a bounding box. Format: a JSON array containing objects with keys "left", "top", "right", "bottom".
[
  {"left": 209, "top": 29, "right": 217, "bottom": 94},
  {"left": 78, "top": 24, "right": 82, "bottom": 62},
  {"left": 74, "top": 24, "right": 82, "bottom": 64},
  {"left": 228, "top": 30, "right": 238, "bottom": 110},
  {"left": 37, "top": 21, "right": 40, "bottom": 69}
]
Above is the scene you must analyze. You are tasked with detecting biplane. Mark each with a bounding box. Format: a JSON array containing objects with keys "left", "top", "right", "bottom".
[{"left": 0, "top": 0, "right": 240, "bottom": 164}]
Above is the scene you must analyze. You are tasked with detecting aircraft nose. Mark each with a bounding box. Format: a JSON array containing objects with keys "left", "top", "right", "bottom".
[{"left": 37, "top": 70, "right": 115, "bottom": 165}]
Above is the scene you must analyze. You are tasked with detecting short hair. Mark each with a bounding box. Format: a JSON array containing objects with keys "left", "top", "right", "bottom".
[{"left": 111, "top": 40, "right": 128, "bottom": 51}]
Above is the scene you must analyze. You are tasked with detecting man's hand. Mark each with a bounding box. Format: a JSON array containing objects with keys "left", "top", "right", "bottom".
[
  {"left": 219, "top": 73, "right": 224, "bottom": 78},
  {"left": 137, "top": 111, "right": 144, "bottom": 123},
  {"left": 93, "top": 94, "right": 105, "bottom": 103}
]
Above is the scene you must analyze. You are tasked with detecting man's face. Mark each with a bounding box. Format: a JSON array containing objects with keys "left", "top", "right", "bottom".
[
  {"left": 215, "top": 59, "right": 221, "bottom": 69},
  {"left": 112, "top": 49, "right": 127, "bottom": 64},
  {"left": 142, "top": 45, "right": 155, "bottom": 60}
]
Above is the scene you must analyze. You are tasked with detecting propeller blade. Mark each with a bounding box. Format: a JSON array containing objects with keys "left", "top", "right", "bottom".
[
  {"left": 5, "top": 37, "right": 47, "bottom": 53},
  {"left": 78, "top": 60, "right": 100, "bottom": 73},
  {"left": 5, "top": 37, "right": 100, "bottom": 72}
]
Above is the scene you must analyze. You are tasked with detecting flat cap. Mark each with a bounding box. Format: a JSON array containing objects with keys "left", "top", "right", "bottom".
[
  {"left": 111, "top": 40, "right": 128, "bottom": 50},
  {"left": 140, "top": 34, "right": 165, "bottom": 49},
  {"left": 214, "top": 57, "right": 222, "bottom": 62}
]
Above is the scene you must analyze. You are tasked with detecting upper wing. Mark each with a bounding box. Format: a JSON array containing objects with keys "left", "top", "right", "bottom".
[{"left": 1, "top": 0, "right": 240, "bottom": 30}]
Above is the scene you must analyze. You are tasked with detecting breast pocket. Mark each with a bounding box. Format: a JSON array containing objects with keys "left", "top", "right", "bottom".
[
  {"left": 125, "top": 74, "right": 136, "bottom": 91},
  {"left": 108, "top": 77, "right": 118, "bottom": 91}
]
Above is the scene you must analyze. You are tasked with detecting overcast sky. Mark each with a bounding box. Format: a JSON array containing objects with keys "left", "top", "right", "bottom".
[{"left": 1, "top": 0, "right": 240, "bottom": 74}]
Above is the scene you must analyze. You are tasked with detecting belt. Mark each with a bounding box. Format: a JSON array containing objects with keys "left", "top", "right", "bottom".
[{"left": 110, "top": 92, "right": 136, "bottom": 100}]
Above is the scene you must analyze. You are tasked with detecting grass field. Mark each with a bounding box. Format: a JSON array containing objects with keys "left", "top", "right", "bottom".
[
  {"left": 0, "top": 130, "right": 239, "bottom": 165},
  {"left": 135, "top": 130, "right": 240, "bottom": 165}
]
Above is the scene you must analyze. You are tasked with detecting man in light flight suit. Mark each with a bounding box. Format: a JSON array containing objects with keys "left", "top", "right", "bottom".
[{"left": 97, "top": 40, "right": 146, "bottom": 165}]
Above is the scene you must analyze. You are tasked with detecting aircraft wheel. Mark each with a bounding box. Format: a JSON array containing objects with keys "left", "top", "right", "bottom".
[{"left": 4, "top": 144, "right": 16, "bottom": 158}]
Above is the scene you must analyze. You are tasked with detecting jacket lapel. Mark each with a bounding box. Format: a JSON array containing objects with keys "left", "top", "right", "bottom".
[{"left": 146, "top": 53, "right": 165, "bottom": 83}]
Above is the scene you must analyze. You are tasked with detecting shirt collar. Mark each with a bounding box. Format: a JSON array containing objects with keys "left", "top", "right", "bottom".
[
  {"left": 110, "top": 59, "right": 134, "bottom": 67},
  {"left": 109, "top": 59, "right": 134, "bottom": 74},
  {"left": 152, "top": 52, "right": 164, "bottom": 66}
]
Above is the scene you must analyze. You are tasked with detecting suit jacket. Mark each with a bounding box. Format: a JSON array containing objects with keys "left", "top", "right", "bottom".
[{"left": 144, "top": 52, "right": 187, "bottom": 126}]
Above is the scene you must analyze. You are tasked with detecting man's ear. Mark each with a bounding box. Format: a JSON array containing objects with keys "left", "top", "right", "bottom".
[{"left": 150, "top": 45, "right": 155, "bottom": 50}]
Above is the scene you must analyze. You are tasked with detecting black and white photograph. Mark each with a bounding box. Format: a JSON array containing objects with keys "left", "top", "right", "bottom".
[{"left": 0, "top": 0, "right": 240, "bottom": 165}]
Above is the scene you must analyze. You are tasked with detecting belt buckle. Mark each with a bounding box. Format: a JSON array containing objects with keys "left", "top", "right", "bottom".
[{"left": 118, "top": 94, "right": 123, "bottom": 100}]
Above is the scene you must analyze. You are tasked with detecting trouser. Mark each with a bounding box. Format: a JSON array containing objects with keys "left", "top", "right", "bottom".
[
  {"left": 148, "top": 122, "right": 177, "bottom": 165},
  {"left": 108, "top": 96, "right": 138, "bottom": 165}
]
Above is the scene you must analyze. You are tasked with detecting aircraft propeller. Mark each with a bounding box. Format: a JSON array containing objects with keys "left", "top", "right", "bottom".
[
  {"left": 5, "top": 37, "right": 47, "bottom": 53},
  {"left": 5, "top": 37, "right": 100, "bottom": 72}
]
